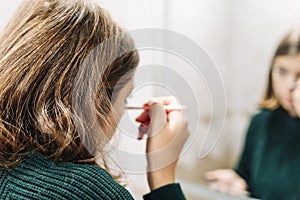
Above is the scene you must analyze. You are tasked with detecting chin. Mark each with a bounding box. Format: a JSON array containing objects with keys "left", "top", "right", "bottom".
[{"left": 282, "top": 105, "right": 297, "bottom": 117}]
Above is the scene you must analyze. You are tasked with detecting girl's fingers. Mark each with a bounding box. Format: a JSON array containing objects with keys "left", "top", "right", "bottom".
[
  {"left": 137, "top": 121, "right": 150, "bottom": 140},
  {"left": 148, "top": 103, "right": 167, "bottom": 137},
  {"left": 135, "top": 110, "right": 150, "bottom": 123},
  {"left": 204, "top": 169, "right": 226, "bottom": 181},
  {"left": 148, "top": 97, "right": 180, "bottom": 109},
  {"left": 136, "top": 96, "right": 181, "bottom": 139},
  {"left": 204, "top": 171, "right": 217, "bottom": 181}
]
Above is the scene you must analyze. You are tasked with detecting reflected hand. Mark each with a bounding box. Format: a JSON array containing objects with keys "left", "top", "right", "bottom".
[
  {"left": 204, "top": 169, "right": 249, "bottom": 196},
  {"left": 292, "top": 79, "right": 300, "bottom": 117}
]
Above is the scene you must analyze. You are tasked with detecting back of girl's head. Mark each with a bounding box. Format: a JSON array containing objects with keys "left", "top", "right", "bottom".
[
  {"left": 0, "top": 0, "right": 139, "bottom": 168},
  {"left": 259, "top": 27, "right": 300, "bottom": 109}
]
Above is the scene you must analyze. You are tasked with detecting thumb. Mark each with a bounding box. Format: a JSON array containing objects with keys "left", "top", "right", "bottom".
[{"left": 148, "top": 103, "right": 167, "bottom": 137}]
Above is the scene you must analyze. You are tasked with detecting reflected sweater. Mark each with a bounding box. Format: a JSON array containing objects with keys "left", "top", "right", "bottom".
[
  {"left": 236, "top": 108, "right": 300, "bottom": 200},
  {"left": 0, "top": 154, "right": 185, "bottom": 200}
]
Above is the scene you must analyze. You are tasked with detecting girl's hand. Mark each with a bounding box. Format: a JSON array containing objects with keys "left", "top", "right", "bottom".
[
  {"left": 292, "top": 79, "right": 300, "bottom": 117},
  {"left": 204, "top": 169, "right": 249, "bottom": 196},
  {"left": 135, "top": 96, "right": 189, "bottom": 190}
]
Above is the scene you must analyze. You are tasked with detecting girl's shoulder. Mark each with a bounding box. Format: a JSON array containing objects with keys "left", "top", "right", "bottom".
[
  {"left": 1, "top": 154, "right": 133, "bottom": 200},
  {"left": 252, "top": 107, "right": 290, "bottom": 122},
  {"left": 251, "top": 108, "right": 274, "bottom": 122}
]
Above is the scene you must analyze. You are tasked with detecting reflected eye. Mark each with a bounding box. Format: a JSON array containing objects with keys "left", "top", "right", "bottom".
[{"left": 278, "top": 67, "right": 287, "bottom": 76}]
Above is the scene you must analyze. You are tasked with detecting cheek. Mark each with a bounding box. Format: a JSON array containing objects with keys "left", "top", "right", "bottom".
[
  {"left": 112, "top": 97, "right": 125, "bottom": 123},
  {"left": 272, "top": 78, "right": 279, "bottom": 94},
  {"left": 272, "top": 73, "right": 285, "bottom": 96}
]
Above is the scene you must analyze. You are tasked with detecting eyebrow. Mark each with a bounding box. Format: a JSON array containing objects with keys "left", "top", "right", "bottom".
[
  {"left": 273, "top": 63, "right": 287, "bottom": 69},
  {"left": 273, "top": 61, "right": 285, "bottom": 66}
]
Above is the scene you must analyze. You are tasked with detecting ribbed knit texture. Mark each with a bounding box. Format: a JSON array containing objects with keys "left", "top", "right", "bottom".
[
  {"left": 236, "top": 108, "right": 300, "bottom": 200},
  {"left": 143, "top": 183, "right": 185, "bottom": 200},
  {"left": 0, "top": 154, "right": 134, "bottom": 200},
  {"left": 0, "top": 154, "right": 186, "bottom": 199}
]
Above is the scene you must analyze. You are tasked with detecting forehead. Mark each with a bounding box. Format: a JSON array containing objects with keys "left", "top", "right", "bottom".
[{"left": 274, "top": 54, "right": 300, "bottom": 72}]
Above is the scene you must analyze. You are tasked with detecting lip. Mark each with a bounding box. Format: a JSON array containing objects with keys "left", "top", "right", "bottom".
[{"left": 285, "top": 98, "right": 293, "bottom": 103}]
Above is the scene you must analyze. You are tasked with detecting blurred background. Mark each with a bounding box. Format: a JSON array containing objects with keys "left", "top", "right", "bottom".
[{"left": 2, "top": 0, "right": 300, "bottom": 199}]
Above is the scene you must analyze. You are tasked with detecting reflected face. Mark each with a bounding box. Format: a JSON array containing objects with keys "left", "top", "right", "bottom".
[
  {"left": 112, "top": 78, "right": 134, "bottom": 123},
  {"left": 272, "top": 54, "right": 300, "bottom": 117}
]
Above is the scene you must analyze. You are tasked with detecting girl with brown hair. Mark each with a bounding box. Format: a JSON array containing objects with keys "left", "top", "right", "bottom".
[
  {"left": 0, "top": 0, "right": 189, "bottom": 199},
  {"left": 205, "top": 28, "right": 300, "bottom": 200}
]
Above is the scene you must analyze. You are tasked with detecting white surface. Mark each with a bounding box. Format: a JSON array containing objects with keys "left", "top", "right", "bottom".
[{"left": 179, "top": 179, "right": 260, "bottom": 200}]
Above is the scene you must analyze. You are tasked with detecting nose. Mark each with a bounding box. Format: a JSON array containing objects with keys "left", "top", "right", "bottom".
[
  {"left": 288, "top": 82, "right": 297, "bottom": 90},
  {"left": 286, "top": 75, "right": 299, "bottom": 91}
]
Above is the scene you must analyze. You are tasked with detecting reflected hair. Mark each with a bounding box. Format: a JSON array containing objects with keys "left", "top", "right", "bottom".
[
  {"left": 0, "top": 0, "right": 139, "bottom": 169},
  {"left": 259, "top": 27, "right": 300, "bottom": 109}
]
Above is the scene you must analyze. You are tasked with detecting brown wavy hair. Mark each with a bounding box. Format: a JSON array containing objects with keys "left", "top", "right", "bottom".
[
  {"left": 0, "top": 0, "right": 139, "bottom": 168},
  {"left": 259, "top": 27, "right": 300, "bottom": 109}
]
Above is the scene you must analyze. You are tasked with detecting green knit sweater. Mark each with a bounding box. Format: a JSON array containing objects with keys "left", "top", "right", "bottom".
[
  {"left": 0, "top": 154, "right": 185, "bottom": 199},
  {"left": 236, "top": 108, "right": 300, "bottom": 200}
]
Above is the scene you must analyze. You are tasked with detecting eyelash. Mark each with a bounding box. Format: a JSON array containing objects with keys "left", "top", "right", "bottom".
[{"left": 278, "top": 68, "right": 287, "bottom": 76}]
